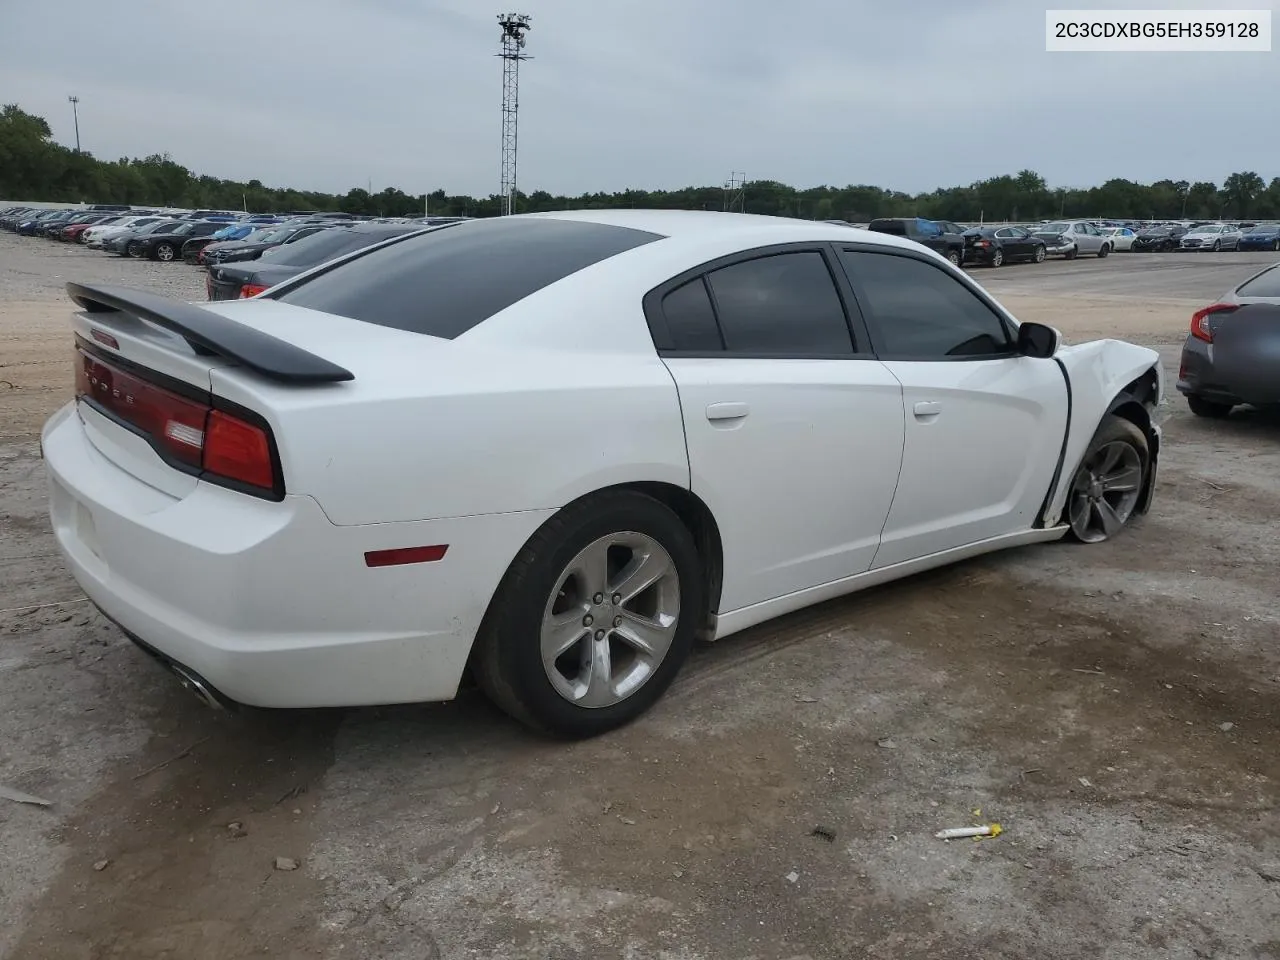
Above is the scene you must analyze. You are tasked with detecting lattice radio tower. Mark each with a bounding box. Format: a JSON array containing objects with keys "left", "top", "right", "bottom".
[
  {"left": 497, "top": 13, "right": 532, "bottom": 216},
  {"left": 723, "top": 172, "right": 746, "bottom": 213}
]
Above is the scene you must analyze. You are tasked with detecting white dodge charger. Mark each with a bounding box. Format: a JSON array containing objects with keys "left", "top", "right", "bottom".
[{"left": 42, "top": 211, "right": 1163, "bottom": 737}]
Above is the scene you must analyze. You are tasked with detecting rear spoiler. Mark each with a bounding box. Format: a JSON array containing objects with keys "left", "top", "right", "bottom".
[{"left": 66, "top": 282, "right": 354, "bottom": 384}]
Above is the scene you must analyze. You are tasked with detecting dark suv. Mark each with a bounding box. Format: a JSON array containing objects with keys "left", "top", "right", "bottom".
[{"left": 867, "top": 217, "right": 966, "bottom": 266}]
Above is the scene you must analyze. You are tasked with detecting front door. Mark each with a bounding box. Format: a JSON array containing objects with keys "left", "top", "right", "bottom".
[
  {"left": 834, "top": 246, "right": 1068, "bottom": 568},
  {"left": 649, "top": 246, "right": 907, "bottom": 612}
]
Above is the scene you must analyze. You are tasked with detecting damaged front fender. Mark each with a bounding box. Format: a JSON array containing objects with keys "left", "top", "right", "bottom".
[{"left": 1042, "top": 338, "right": 1163, "bottom": 526}]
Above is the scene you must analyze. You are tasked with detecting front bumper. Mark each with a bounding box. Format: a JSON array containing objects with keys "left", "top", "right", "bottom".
[{"left": 42, "top": 401, "right": 549, "bottom": 709}]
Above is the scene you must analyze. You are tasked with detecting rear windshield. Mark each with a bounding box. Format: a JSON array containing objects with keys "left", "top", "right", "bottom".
[
  {"left": 274, "top": 217, "right": 664, "bottom": 339},
  {"left": 259, "top": 227, "right": 409, "bottom": 266},
  {"left": 1236, "top": 264, "right": 1280, "bottom": 298}
]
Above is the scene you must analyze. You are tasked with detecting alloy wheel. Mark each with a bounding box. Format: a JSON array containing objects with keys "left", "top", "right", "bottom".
[
  {"left": 540, "top": 531, "right": 681, "bottom": 708},
  {"left": 1067, "top": 441, "right": 1143, "bottom": 543}
]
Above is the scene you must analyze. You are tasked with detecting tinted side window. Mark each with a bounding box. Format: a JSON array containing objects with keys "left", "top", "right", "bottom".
[
  {"left": 277, "top": 218, "right": 663, "bottom": 339},
  {"left": 839, "top": 250, "right": 1012, "bottom": 359},
  {"left": 661, "top": 278, "right": 723, "bottom": 352},
  {"left": 706, "top": 252, "right": 853, "bottom": 355}
]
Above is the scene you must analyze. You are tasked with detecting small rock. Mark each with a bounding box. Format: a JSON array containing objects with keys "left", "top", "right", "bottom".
[
  {"left": 1256, "top": 864, "right": 1280, "bottom": 883},
  {"left": 1219, "top": 722, "right": 1235, "bottom": 732},
  {"left": 672, "top": 869, "right": 684, "bottom": 879},
  {"left": 619, "top": 817, "right": 636, "bottom": 826},
  {"left": 227, "top": 821, "right": 242, "bottom": 831},
  {"left": 876, "top": 738, "right": 897, "bottom": 749},
  {"left": 794, "top": 696, "right": 819, "bottom": 703},
  {"left": 92, "top": 859, "right": 110, "bottom": 872},
  {"left": 785, "top": 871, "right": 799, "bottom": 884},
  {"left": 1078, "top": 777, "right": 1094, "bottom": 788},
  {"left": 274, "top": 857, "right": 299, "bottom": 872}
]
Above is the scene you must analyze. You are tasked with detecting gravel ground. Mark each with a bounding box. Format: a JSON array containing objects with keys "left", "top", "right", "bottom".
[{"left": 1, "top": 233, "right": 1278, "bottom": 960}]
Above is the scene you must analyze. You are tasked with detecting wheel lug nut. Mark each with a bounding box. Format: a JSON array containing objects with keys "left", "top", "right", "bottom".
[
  {"left": 593, "top": 593, "right": 604, "bottom": 605},
  {"left": 613, "top": 616, "right": 622, "bottom": 627},
  {"left": 583, "top": 614, "right": 593, "bottom": 626},
  {"left": 594, "top": 629, "right": 605, "bottom": 641},
  {"left": 612, "top": 593, "right": 621, "bottom": 604}
]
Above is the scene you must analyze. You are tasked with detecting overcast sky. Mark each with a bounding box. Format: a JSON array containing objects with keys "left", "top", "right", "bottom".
[{"left": 3, "top": 0, "right": 1277, "bottom": 199}]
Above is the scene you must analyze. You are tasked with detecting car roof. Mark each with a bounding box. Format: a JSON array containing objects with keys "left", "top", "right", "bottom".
[{"left": 518, "top": 208, "right": 929, "bottom": 255}]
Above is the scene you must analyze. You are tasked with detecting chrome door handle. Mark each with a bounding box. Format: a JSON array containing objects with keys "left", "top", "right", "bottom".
[
  {"left": 913, "top": 401, "right": 942, "bottom": 419},
  {"left": 706, "top": 402, "right": 749, "bottom": 422}
]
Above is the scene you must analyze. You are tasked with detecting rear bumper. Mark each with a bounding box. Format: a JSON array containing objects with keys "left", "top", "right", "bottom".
[
  {"left": 1176, "top": 334, "right": 1280, "bottom": 406},
  {"left": 42, "top": 401, "right": 550, "bottom": 708}
]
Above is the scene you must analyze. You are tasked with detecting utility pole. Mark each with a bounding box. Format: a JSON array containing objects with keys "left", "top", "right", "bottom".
[
  {"left": 497, "top": 13, "right": 532, "bottom": 216},
  {"left": 68, "top": 95, "right": 81, "bottom": 153}
]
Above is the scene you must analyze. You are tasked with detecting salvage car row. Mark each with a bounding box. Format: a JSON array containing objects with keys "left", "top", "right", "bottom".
[
  {"left": 0, "top": 204, "right": 467, "bottom": 301},
  {"left": 847, "top": 216, "right": 1280, "bottom": 268}
]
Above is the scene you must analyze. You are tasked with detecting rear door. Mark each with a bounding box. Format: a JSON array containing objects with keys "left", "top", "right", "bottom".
[
  {"left": 647, "top": 244, "right": 906, "bottom": 612},
  {"left": 835, "top": 245, "right": 1068, "bottom": 568}
]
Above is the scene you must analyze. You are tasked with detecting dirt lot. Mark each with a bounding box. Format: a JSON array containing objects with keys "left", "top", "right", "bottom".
[{"left": 1, "top": 234, "right": 1278, "bottom": 960}]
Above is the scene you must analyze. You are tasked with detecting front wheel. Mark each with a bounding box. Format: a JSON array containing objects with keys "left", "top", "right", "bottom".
[
  {"left": 946, "top": 249, "right": 961, "bottom": 266},
  {"left": 1033, "top": 245, "right": 1046, "bottom": 263},
  {"left": 1066, "top": 415, "right": 1149, "bottom": 544},
  {"left": 1097, "top": 243, "right": 1110, "bottom": 258},
  {"left": 155, "top": 243, "right": 176, "bottom": 262},
  {"left": 1211, "top": 240, "right": 1221, "bottom": 252},
  {"left": 474, "top": 490, "right": 705, "bottom": 738},
  {"left": 1272, "top": 239, "right": 1279, "bottom": 252}
]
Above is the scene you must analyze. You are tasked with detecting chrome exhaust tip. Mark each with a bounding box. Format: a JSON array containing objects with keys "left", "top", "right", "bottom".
[{"left": 169, "top": 663, "right": 227, "bottom": 712}]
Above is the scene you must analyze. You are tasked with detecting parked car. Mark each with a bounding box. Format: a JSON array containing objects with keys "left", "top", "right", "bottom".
[
  {"left": 83, "top": 215, "right": 169, "bottom": 248},
  {"left": 1177, "top": 261, "right": 1280, "bottom": 417},
  {"left": 102, "top": 219, "right": 187, "bottom": 255},
  {"left": 1236, "top": 223, "right": 1280, "bottom": 252},
  {"left": 1130, "top": 224, "right": 1188, "bottom": 252},
  {"left": 42, "top": 211, "right": 1163, "bottom": 737},
  {"left": 1030, "top": 221, "right": 1112, "bottom": 259},
  {"left": 961, "top": 226, "right": 1047, "bottom": 266},
  {"left": 181, "top": 223, "right": 259, "bottom": 263},
  {"left": 205, "top": 223, "right": 423, "bottom": 299},
  {"left": 202, "top": 223, "right": 335, "bottom": 267},
  {"left": 62, "top": 215, "right": 124, "bottom": 242},
  {"left": 1099, "top": 226, "right": 1137, "bottom": 251},
  {"left": 866, "top": 217, "right": 966, "bottom": 266},
  {"left": 128, "top": 220, "right": 224, "bottom": 261},
  {"left": 1179, "top": 223, "right": 1242, "bottom": 251}
]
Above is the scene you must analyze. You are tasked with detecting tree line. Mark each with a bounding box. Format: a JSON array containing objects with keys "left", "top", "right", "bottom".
[{"left": 3, "top": 103, "right": 1278, "bottom": 223}]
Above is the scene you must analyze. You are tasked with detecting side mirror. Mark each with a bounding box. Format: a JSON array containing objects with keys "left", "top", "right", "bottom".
[{"left": 1017, "top": 321, "right": 1060, "bottom": 358}]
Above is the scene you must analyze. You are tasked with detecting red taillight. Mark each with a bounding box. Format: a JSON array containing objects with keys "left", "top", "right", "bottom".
[
  {"left": 974, "top": 239, "right": 990, "bottom": 248},
  {"left": 204, "top": 410, "right": 275, "bottom": 490},
  {"left": 1191, "top": 303, "right": 1236, "bottom": 343},
  {"left": 239, "top": 283, "right": 268, "bottom": 298},
  {"left": 75, "top": 343, "right": 279, "bottom": 495}
]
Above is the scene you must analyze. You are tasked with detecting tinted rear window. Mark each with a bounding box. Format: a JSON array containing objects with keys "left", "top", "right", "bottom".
[
  {"left": 868, "top": 220, "right": 908, "bottom": 236},
  {"left": 275, "top": 218, "right": 663, "bottom": 339},
  {"left": 1236, "top": 264, "right": 1280, "bottom": 298}
]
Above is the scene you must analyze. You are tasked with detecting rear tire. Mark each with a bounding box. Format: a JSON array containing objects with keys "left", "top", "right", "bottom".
[
  {"left": 990, "top": 249, "right": 1004, "bottom": 268},
  {"left": 1033, "top": 245, "right": 1046, "bottom": 263},
  {"left": 1272, "top": 239, "right": 1279, "bottom": 252},
  {"left": 155, "top": 243, "right": 176, "bottom": 262},
  {"left": 473, "top": 490, "right": 705, "bottom": 739},
  {"left": 946, "top": 249, "right": 961, "bottom": 267},
  {"left": 1187, "top": 395, "right": 1232, "bottom": 418},
  {"left": 1097, "top": 243, "right": 1110, "bottom": 258},
  {"left": 1065, "top": 245, "right": 1078, "bottom": 260}
]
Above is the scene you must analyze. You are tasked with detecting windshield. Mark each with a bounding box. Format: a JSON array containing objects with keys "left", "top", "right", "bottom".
[
  {"left": 1195, "top": 225, "right": 1223, "bottom": 234},
  {"left": 1038, "top": 222, "right": 1069, "bottom": 233},
  {"left": 1249, "top": 224, "right": 1279, "bottom": 234},
  {"left": 140, "top": 220, "right": 183, "bottom": 234},
  {"left": 167, "top": 222, "right": 197, "bottom": 236}
]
